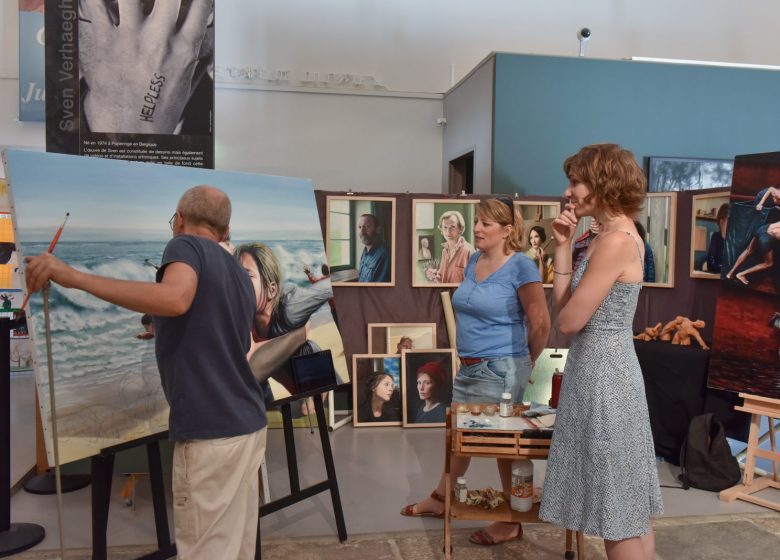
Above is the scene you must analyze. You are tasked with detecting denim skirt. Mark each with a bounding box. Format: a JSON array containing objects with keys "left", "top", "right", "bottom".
[{"left": 451, "top": 355, "right": 533, "bottom": 404}]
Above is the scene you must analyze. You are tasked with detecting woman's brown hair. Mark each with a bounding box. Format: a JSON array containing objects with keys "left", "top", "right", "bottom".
[{"left": 563, "top": 144, "right": 646, "bottom": 217}]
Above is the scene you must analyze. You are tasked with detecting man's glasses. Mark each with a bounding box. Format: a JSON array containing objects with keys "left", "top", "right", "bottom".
[
  {"left": 169, "top": 213, "right": 177, "bottom": 230},
  {"left": 439, "top": 225, "right": 460, "bottom": 232}
]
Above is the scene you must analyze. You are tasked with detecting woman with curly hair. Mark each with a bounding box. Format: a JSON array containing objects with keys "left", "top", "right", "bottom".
[{"left": 539, "top": 144, "right": 662, "bottom": 560}]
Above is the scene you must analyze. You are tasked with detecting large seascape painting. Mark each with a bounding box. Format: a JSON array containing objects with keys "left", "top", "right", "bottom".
[{"left": 3, "top": 149, "right": 347, "bottom": 464}]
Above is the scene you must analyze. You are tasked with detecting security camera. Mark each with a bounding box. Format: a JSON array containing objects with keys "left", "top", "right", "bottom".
[{"left": 577, "top": 27, "right": 591, "bottom": 57}]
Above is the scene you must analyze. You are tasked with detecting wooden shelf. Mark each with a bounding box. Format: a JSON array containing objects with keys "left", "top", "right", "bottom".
[{"left": 450, "top": 494, "right": 540, "bottom": 522}]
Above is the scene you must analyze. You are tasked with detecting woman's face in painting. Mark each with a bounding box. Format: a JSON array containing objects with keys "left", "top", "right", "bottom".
[
  {"left": 417, "top": 373, "right": 435, "bottom": 401},
  {"left": 529, "top": 229, "right": 541, "bottom": 249},
  {"left": 240, "top": 253, "right": 277, "bottom": 313},
  {"left": 374, "top": 376, "right": 394, "bottom": 402}
]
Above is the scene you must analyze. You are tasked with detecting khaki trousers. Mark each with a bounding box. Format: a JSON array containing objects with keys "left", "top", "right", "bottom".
[{"left": 172, "top": 428, "right": 268, "bottom": 560}]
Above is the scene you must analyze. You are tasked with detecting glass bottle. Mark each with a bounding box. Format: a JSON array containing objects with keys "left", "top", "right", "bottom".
[
  {"left": 455, "top": 476, "right": 467, "bottom": 502},
  {"left": 499, "top": 392, "right": 512, "bottom": 417}
]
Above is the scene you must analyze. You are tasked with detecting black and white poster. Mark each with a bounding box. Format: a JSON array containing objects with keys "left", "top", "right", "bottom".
[{"left": 45, "top": 0, "right": 214, "bottom": 168}]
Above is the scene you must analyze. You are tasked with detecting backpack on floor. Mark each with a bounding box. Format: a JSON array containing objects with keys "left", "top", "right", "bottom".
[{"left": 678, "top": 413, "right": 741, "bottom": 492}]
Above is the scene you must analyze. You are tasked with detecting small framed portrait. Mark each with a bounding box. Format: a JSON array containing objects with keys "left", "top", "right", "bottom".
[
  {"left": 367, "top": 323, "right": 438, "bottom": 354},
  {"left": 690, "top": 192, "right": 730, "bottom": 279},
  {"left": 352, "top": 354, "right": 402, "bottom": 427},
  {"left": 412, "top": 199, "right": 478, "bottom": 287},
  {"left": 647, "top": 157, "right": 733, "bottom": 192},
  {"left": 401, "top": 349, "right": 457, "bottom": 428},
  {"left": 514, "top": 201, "right": 561, "bottom": 286},
  {"left": 326, "top": 196, "right": 396, "bottom": 286},
  {"left": 636, "top": 192, "right": 677, "bottom": 287}
]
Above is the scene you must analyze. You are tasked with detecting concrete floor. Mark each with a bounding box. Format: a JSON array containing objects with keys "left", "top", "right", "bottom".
[
  {"left": 7, "top": 419, "right": 780, "bottom": 557},
  {"left": 9, "top": 373, "right": 36, "bottom": 488}
]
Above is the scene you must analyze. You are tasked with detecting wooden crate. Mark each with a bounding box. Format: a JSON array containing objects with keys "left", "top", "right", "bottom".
[{"left": 454, "top": 429, "right": 551, "bottom": 457}]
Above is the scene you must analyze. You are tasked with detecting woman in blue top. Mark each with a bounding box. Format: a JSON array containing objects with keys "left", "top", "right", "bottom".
[{"left": 400, "top": 198, "right": 551, "bottom": 546}]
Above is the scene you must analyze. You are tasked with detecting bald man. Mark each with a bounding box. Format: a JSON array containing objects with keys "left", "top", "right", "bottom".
[{"left": 25, "top": 186, "right": 267, "bottom": 559}]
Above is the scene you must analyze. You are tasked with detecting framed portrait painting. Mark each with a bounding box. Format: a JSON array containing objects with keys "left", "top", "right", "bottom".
[
  {"left": 412, "top": 199, "right": 478, "bottom": 287},
  {"left": 514, "top": 201, "right": 560, "bottom": 286},
  {"left": 401, "top": 349, "right": 457, "bottom": 428},
  {"left": 636, "top": 192, "right": 677, "bottom": 287},
  {"left": 352, "top": 354, "right": 402, "bottom": 427},
  {"left": 326, "top": 195, "right": 396, "bottom": 286},
  {"left": 647, "top": 157, "right": 733, "bottom": 193},
  {"left": 366, "top": 323, "right": 437, "bottom": 354},
  {"left": 690, "top": 192, "right": 730, "bottom": 279}
]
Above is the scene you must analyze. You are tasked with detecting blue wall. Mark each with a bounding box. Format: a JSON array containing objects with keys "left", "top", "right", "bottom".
[{"left": 492, "top": 53, "right": 780, "bottom": 196}]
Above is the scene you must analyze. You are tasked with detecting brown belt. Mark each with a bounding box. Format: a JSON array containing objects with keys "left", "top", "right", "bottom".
[{"left": 460, "top": 357, "right": 483, "bottom": 366}]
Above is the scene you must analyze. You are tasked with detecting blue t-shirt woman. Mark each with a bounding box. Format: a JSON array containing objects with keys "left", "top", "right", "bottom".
[{"left": 452, "top": 250, "right": 541, "bottom": 403}]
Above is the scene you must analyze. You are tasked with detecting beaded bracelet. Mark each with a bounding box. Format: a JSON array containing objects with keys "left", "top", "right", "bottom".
[{"left": 553, "top": 269, "right": 573, "bottom": 275}]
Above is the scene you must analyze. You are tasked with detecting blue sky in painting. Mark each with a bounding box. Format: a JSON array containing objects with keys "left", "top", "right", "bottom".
[{"left": 3, "top": 150, "right": 322, "bottom": 242}]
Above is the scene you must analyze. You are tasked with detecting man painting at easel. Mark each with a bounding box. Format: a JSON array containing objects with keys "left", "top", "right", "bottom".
[{"left": 25, "top": 186, "right": 267, "bottom": 560}]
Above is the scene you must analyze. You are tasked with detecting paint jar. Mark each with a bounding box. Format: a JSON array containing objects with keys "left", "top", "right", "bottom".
[
  {"left": 510, "top": 459, "right": 534, "bottom": 512},
  {"left": 455, "top": 477, "right": 468, "bottom": 503},
  {"left": 499, "top": 392, "right": 512, "bottom": 417}
]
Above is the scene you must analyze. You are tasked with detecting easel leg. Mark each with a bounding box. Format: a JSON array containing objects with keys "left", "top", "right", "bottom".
[
  {"left": 314, "top": 397, "right": 347, "bottom": 542},
  {"left": 769, "top": 417, "right": 778, "bottom": 482},
  {"left": 281, "top": 403, "right": 300, "bottom": 494},
  {"left": 744, "top": 413, "right": 761, "bottom": 485},
  {"left": 146, "top": 442, "right": 175, "bottom": 556},
  {"left": 91, "top": 453, "right": 114, "bottom": 560}
]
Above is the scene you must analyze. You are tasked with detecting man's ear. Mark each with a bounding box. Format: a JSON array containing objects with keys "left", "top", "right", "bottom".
[{"left": 222, "top": 227, "right": 231, "bottom": 243}]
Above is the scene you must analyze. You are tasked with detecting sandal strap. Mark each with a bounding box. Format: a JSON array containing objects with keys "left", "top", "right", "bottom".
[{"left": 430, "top": 490, "right": 445, "bottom": 502}]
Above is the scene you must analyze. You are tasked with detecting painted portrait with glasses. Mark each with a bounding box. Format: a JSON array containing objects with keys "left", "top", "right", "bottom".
[{"left": 412, "top": 199, "right": 478, "bottom": 287}]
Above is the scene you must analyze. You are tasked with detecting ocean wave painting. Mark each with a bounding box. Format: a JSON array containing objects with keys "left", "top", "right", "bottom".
[{"left": 3, "top": 149, "right": 348, "bottom": 465}]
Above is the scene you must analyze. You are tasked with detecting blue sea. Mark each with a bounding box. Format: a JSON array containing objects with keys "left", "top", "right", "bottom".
[
  {"left": 26, "top": 238, "right": 329, "bottom": 381},
  {"left": 24, "top": 238, "right": 332, "bottom": 454}
]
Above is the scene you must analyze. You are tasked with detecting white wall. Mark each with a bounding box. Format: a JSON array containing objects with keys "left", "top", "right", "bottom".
[
  {"left": 441, "top": 56, "right": 494, "bottom": 194},
  {"left": 3, "top": 1, "right": 780, "bottom": 190}
]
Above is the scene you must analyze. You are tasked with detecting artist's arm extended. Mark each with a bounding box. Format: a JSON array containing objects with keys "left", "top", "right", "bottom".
[
  {"left": 24, "top": 253, "right": 196, "bottom": 317},
  {"left": 247, "top": 327, "right": 308, "bottom": 384},
  {"left": 557, "top": 233, "right": 639, "bottom": 335},
  {"left": 517, "top": 282, "right": 551, "bottom": 364},
  {"left": 79, "top": 0, "right": 211, "bottom": 133}
]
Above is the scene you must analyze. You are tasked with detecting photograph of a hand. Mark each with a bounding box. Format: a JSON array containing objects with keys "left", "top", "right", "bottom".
[{"left": 79, "top": 0, "right": 213, "bottom": 134}]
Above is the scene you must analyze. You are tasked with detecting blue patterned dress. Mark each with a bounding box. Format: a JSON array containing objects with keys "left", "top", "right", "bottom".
[{"left": 539, "top": 233, "right": 663, "bottom": 540}]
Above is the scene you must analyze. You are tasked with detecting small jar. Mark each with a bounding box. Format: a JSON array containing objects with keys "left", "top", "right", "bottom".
[
  {"left": 499, "top": 392, "right": 512, "bottom": 417},
  {"left": 550, "top": 368, "right": 563, "bottom": 409},
  {"left": 454, "top": 477, "right": 468, "bottom": 503}
]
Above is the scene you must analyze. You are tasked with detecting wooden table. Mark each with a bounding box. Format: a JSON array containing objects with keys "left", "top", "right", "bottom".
[{"left": 443, "top": 405, "right": 584, "bottom": 559}]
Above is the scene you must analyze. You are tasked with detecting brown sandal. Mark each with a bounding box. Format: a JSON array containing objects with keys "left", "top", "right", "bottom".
[
  {"left": 468, "top": 523, "right": 523, "bottom": 545},
  {"left": 400, "top": 490, "right": 445, "bottom": 518}
]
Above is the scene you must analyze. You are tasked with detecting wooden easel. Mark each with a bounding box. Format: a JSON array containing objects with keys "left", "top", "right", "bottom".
[{"left": 719, "top": 393, "right": 780, "bottom": 511}]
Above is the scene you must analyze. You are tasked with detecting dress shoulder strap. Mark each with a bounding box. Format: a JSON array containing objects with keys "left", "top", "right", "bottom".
[
  {"left": 623, "top": 230, "right": 645, "bottom": 265},
  {"left": 596, "top": 229, "right": 644, "bottom": 265}
]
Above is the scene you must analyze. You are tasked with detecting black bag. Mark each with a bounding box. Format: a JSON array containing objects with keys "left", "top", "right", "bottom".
[{"left": 678, "top": 413, "right": 741, "bottom": 492}]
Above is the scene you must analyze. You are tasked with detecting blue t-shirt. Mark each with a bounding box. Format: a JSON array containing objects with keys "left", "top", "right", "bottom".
[
  {"left": 358, "top": 241, "right": 390, "bottom": 282},
  {"left": 154, "top": 235, "right": 266, "bottom": 440},
  {"left": 452, "top": 251, "right": 541, "bottom": 357}
]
